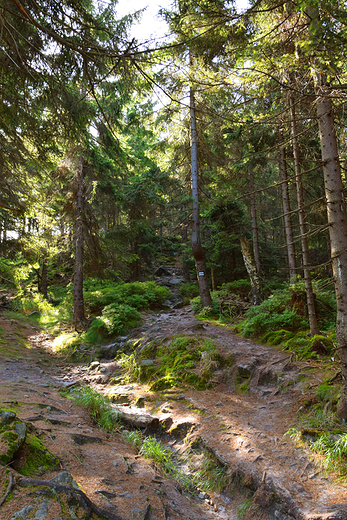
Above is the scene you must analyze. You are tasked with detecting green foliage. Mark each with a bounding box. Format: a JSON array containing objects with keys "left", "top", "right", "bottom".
[
  {"left": 84, "top": 280, "right": 170, "bottom": 315},
  {"left": 221, "top": 279, "right": 251, "bottom": 297},
  {"left": 310, "top": 433, "right": 347, "bottom": 472},
  {"left": 191, "top": 294, "right": 220, "bottom": 319},
  {"left": 117, "top": 335, "right": 223, "bottom": 391},
  {"left": 124, "top": 431, "right": 193, "bottom": 490},
  {"left": 316, "top": 382, "right": 340, "bottom": 405},
  {"left": 237, "top": 499, "right": 254, "bottom": 519},
  {"left": 193, "top": 452, "right": 229, "bottom": 492},
  {"left": 179, "top": 282, "right": 200, "bottom": 302},
  {"left": 235, "top": 282, "right": 336, "bottom": 359},
  {"left": 71, "top": 386, "right": 120, "bottom": 433},
  {"left": 101, "top": 303, "right": 141, "bottom": 335},
  {"left": 20, "top": 434, "right": 59, "bottom": 476}
]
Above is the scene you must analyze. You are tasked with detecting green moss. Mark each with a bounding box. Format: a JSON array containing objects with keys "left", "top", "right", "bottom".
[
  {"left": 308, "top": 335, "right": 334, "bottom": 356},
  {"left": 20, "top": 434, "right": 59, "bottom": 476},
  {"left": 262, "top": 329, "right": 294, "bottom": 345},
  {"left": 236, "top": 379, "right": 249, "bottom": 394},
  {"left": 0, "top": 421, "right": 25, "bottom": 465},
  {"left": 224, "top": 353, "right": 234, "bottom": 367},
  {"left": 316, "top": 382, "right": 340, "bottom": 405}
]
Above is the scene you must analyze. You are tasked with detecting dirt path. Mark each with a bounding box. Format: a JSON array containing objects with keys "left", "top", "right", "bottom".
[{"left": 1, "top": 308, "right": 347, "bottom": 520}]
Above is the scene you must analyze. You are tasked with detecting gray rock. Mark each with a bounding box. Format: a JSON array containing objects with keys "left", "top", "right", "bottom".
[
  {"left": 140, "top": 360, "right": 155, "bottom": 366},
  {"left": 155, "top": 266, "right": 171, "bottom": 276},
  {"left": 11, "top": 505, "right": 35, "bottom": 519},
  {"left": 111, "top": 394, "right": 131, "bottom": 405},
  {"left": 169, "top": 277, "right": 185, "bottom": 285},
  {"left": 237, "top": 364, "right": 253, "bottom": 378},
  {"left": 34, "top": 499, "right": 49, "bottom": 520},
  {"left": 0, "top": 410, "right": 16, "bottom": 424},
  {"left": 15, "top": 422, "right": 27, "bottom": 441},
  {"left": 50, "top": 471, "right": 80, "bottom": 490},
  {"left": 96, "top": 342, "right": 122, "bottom": 359}
]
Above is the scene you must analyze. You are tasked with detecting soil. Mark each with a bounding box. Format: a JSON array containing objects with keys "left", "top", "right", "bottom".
[{"left": 1, "top": 301, "right": 347, "bottom": 520}]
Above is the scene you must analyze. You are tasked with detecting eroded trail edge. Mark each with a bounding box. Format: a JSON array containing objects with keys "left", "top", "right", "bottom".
[{"left": 0, "top": 310, "right": 346, "bottom": 520}]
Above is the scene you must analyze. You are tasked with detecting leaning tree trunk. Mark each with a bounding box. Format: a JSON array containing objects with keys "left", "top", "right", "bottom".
[
  {"left": 240, "top": 237, "right": 262, "bottom": 305},
  {"left": 279, "top": 128, "right": 296, "bottom": 281},
  {"left": 73, "top": 155, "right": 85, "bottom": 329},
  {"left": 249, "top": 163, "right": 261, "bottom": 276},
  {"left": 289, "top": 92, "right": 319, "bottom": 336},
  {"left": 315, "top": 74, "right": 347, "bottom": 420},
  {"left": 190, "top": 87, "right": 212, "bottom": 307}
]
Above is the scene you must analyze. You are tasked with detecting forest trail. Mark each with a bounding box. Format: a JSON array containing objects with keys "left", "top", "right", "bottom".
[{"left": 0, "top": 305, "right": 347, "bottom": 520}]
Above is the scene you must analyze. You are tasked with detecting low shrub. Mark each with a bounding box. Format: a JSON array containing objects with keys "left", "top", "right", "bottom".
[
  {"left": 190, "top": 295, "right": 220, "bottom": 319},
  {"left": 84, "top": 281, "right": 170, "bottom": 315},
  {"left": 101, "top": 303, "right": 141, "bottom": 335},
  {"left": 220, "top": 279, "right": 251, "bottom": 297},
  {"left": 179, "top": 282, "right": 200, "bottom": 302}
]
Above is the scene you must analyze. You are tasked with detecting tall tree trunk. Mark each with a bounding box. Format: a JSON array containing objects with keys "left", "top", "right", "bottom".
[
  {"left": 240, "top": 237, "right": 262, "bottom": 305},
  {"left": 73, "top": 155, "right": 85, "bottom": 329},
  {"left": 279, "top": 128, "right": 296, "bottom": 280},
  {"left": 249, "top": 164, "right": 261, "bottom": 275},
  {"left": 289, "top": 92, "right": 319, "bottom": 336},
  {"left": 315, "top": 74, "right": 347, "bottom": 419},
  {"left": 190, "top": 87, "right": 212, "bottom": 307}
]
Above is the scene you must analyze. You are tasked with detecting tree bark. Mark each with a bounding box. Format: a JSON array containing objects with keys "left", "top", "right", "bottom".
[
  {"left": 240, "top": 236, "right": 262, "bottom": 305},
  {"left": 279, "top": 128, "right": 296, "bottom": 281},
  {"left": 315, "top": 75, "right": 347, "bottom": 420},
  {"left": 190, "top": 87, "right": 212, "bottom": 307},
  {"left": 181, "top": 205, "right": 191, "bottom": 282},
  {"left": 249, "top": 164, "right": 261, "bottom": 276},
  {"left": 73, "top": 155, "right": 85, "bottom": 329},
  {"left": 289, "top": 93, "right": 319, "bottom": 336},
  {"left": 41, "top": 260, "right": 48, "bottom": 299}
]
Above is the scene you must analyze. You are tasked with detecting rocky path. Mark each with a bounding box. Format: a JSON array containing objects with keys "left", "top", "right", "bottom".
[{"left": 1, "top": 306, "right": 347, "bottom": 520}]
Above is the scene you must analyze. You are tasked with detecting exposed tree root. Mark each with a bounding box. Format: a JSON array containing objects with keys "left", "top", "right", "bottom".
[{"left": 0, "top": 470, "right": 14, "bottom": 507}]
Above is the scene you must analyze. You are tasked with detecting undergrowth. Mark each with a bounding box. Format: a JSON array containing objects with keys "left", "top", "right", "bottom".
[
  {"left": 123, "top": 430, "right": 229, "bottom": 493},
  {"left": 234, "top": 279, "right": 336, "bottom": 361},
  {"left": 70, "top": 386, "right": 121, "bottom": 433},
  {"left": 115, "top": 335, "right": 224, "bottom": 391},
  {"left": 285, "top": 377, "right": 347, "bottom": 477},
  {"left": 43, "top": 280, "right": 170, "bottom": 357}
]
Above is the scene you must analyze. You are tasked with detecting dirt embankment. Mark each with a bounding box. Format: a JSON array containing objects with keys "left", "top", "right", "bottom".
[{"left": 0, "top": 308, "right": 347, "bottom": 520}]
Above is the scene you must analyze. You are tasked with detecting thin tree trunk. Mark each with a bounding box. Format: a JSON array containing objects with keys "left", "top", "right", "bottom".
[
  {"left": 181, "top": 206, "right": 190, "bottom": 282},
  {"left": 211, "top": 266, "right": 217, "bottom": 292},
  {"left": 240, "top": 237, "right": 262, "bottom": 305},
  {"left": 279, "top": 128, "right": 296, "bottom": 280},
  {"left": 249, "top": 164, "right": 261, "bottom": 275},
  {"left": 190, "top": 87, "right": 212, "bottom": 307},
  {"left": 289, "top": 93, "right": 319, "bottom": 336},
  {"left": 315, "top": 74, "right": 347, "bottom": 419},
  {"left": 41, "top": 260, "right": 48, "bottom": 299},
  {"left": 73, "top": 155, "right": 85, "bottom": 329}
]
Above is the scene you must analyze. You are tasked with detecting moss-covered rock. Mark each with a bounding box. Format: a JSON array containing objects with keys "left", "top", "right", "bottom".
[
  {"left": 0, "top": 410, "right": 26, "bottom": 466},
  {"left": 12, "top": 433, "right": 59, "bottom": 476},
  {"left": 308, "top": 335, "right": 334, "bottom": 356}
]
